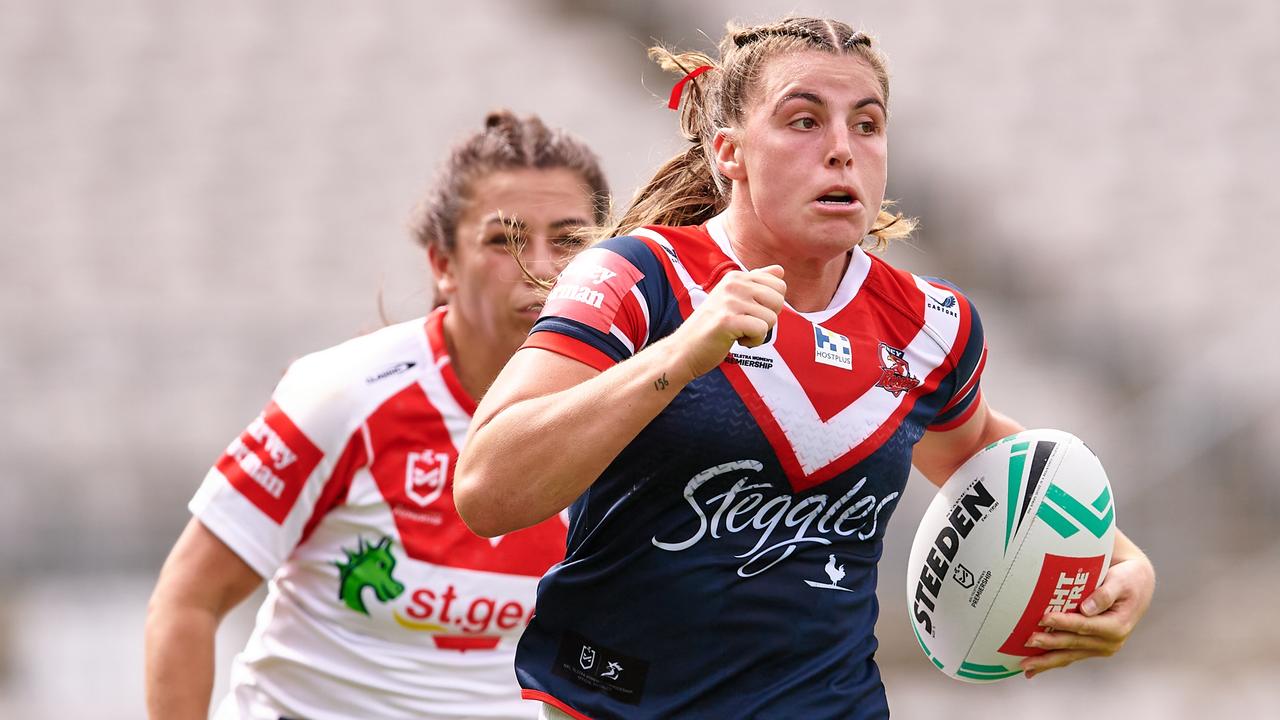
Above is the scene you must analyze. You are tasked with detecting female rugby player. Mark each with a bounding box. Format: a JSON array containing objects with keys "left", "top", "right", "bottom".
[
  {"left": 146, "top": 110, "right": 609, "bottom": 719},
  {"left": 456, "top": 19, "right": 1155, "bottom": 720}
]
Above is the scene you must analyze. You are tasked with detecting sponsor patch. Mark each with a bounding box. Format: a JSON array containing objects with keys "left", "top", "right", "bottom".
[
  {"left": 216, "top": 400, "right": 322, "bottom": 524},
  {"left": 997, "top": 553, "right": 1105, "bottom": 657},
  {"left": 541, "top": 248, "right": 644, "bottom": 334},
  {"left": 813, "top": 324, "right": 853, "bottom": 370}
]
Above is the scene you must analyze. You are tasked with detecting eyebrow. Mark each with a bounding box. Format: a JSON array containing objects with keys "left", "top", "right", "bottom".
[
  {"left": 773, "top": 91, "right": 886, "bottom": 116},
  {"left": 550, "top": 217, "right": 590, "bottom": 230},
  {"left": 481, "top": 215, "right": 591, "bottom": 232},
  {"left": 482, "top": 214, "right": 524, "bottom": 230}
]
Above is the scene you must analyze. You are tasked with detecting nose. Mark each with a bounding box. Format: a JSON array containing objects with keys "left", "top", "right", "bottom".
[
  {"left": 519, "top": 236, "right": 561, "bottom": 282},
  {"left": 825, "top": 126, "right": 853, "bottom": 169}
]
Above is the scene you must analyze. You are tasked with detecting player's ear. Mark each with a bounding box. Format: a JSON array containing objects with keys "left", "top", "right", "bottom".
[
  {"left": 427, "top": 244, "right": 458, "bottom": 297},
  {"left": 713, "top": 128, "right": 746, "bottom": 182}
]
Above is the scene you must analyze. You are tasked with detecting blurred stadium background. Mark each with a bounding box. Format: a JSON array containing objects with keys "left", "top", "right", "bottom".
[{"left": 2, "top": 0, "right": 1277, "bottom": 717}]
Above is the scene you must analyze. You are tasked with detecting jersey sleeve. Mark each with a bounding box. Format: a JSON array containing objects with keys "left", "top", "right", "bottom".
[
  {"left": 522, "top": 235, "right": 676, "bottom": 371},
  {"left": 924, "top": 278, "right": 988, "bottom": 432},
  {"left": 188, "top": 353, "right": 364, "bottom": 578}
]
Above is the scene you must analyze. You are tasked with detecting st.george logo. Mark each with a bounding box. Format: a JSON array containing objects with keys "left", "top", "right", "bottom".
[
  {"left": 335, "top": 536, "right": 405, "bottom": 615},
  {"left": 875, "top": 342, "right": 920, "bottom": 396},
  {"left": 405, "top": 450, "right": 449, "bottom": 507}
]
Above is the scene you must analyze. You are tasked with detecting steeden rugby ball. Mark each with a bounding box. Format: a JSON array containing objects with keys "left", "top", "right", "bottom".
[{"left": 906, "top": 429, "right": 1115, "bottom": 682}]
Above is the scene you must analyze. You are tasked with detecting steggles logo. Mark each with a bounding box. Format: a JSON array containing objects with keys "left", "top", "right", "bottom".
[{"left": 651, "top": 460, "right": 899, "bottom": 577}]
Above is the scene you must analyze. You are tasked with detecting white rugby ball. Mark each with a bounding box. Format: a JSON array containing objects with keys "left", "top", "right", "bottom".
[{"left": 906, "top": 429, "right": 1115, "bottom": 683}]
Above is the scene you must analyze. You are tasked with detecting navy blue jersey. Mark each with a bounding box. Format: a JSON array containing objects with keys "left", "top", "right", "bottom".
[{"left": 517, "top": 217, "right": 987, "bottom": 719}]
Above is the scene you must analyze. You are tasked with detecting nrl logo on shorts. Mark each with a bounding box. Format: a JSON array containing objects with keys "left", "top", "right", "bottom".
[
  {"left": 405, "top": 450, "right": 449, "bottom": 507},
  {"left": 875, "top": 342, "right": 920, "bottom": 397}
]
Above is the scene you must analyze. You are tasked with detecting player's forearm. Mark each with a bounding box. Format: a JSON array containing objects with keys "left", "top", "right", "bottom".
[
  {"left": 1111, "top": 528, "right": 1147, "bottom": 564},
  {"left": 145, "top": 601, "right": 219, "bottom": 720},
  {"left": 457, "top": 336, "right": 694, "bottom": 537}
]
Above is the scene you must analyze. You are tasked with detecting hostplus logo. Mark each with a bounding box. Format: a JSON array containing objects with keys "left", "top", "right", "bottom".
[{"left": 813, "top": 324, "right": 852, "bottom": 370}]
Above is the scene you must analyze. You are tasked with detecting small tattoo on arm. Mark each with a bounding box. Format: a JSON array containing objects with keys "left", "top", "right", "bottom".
[{"left": 654, "top": 373, "right": 669, "bottom": 391}]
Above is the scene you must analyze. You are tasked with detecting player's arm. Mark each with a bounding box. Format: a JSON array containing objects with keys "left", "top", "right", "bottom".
[
  {"left": 145, "top": 518, "right": 263, "bottom": 720},
  {"left": 913, "top": 395, "right": 1023, "bottom": 487},
  {"left": 455, "top": 266, "right": 786, "bottom": 537},
  {"left": 914, "top": 396, "right": 1156, "bottom": 678}
]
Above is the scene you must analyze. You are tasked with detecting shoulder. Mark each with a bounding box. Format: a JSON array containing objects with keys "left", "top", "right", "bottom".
[
  {"left": 272, "top": 318, "right": 433, "bottom": 442},
  {"left": 864, "top": 255, "right": 979, "bottom": 314},
  {"left": 861, "top": 255, "right": 981, "bottom": 355}
]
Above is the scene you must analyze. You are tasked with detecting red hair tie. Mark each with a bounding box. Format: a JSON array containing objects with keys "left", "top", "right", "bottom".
[{"left": 668, "top": 65, "right": 713, "bottom": 110}]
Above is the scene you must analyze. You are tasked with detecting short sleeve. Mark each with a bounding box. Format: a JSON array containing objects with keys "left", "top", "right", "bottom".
[
  {"left": 523, "top": 235, "right": 675, "bottom": 371},
  {"left": 189, "top": 355, "right": 362, "bottom": 578},
  {"left": 924, "top": 278, "right": 988, "bottom": 432}
]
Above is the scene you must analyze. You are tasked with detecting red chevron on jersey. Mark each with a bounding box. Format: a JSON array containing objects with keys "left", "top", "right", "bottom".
[
  {"left": 631, "top": 222, "right": 971, "bottom": 492},
  {"left": 363, "top": 382, "right": 565, "bottom": 577}
]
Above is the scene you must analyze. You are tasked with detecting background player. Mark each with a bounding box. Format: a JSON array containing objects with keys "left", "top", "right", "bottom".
[
  {"left": 145, "top": 110, "right": 609, "bottom": 719},
  {"left": 455, "top": 18, "right": 1155, "bottom": 719}
]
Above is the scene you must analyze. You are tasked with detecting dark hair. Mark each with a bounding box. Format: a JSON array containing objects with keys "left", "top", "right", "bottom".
[
  {"left": 599, "top": 17, "right": 914, "bottom": 249},
  {"left": 412, "top": 110, "right": 611, "bottom": 254}
]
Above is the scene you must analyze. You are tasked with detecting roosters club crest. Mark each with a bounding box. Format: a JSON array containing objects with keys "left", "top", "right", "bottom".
[
  {"left": 405, "top": 450, "right": 450, "bottom": 507},
  {"left": 875, "top": 342, "right": 920, "bottom": 397}
]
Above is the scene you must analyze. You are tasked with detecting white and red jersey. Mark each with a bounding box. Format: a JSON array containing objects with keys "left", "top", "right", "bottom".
[{"left": 191, "top": 307, "right": 567, "bottom": 720}]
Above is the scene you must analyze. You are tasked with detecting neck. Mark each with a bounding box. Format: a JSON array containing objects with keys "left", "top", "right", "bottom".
[
  {"left": 721, "top": 198, "right": 852, "bottom": 313},
  {"left": 442, "top": 308, "right": 507, "bottom": 403}
]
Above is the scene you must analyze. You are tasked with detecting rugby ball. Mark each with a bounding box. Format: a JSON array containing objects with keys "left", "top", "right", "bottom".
[{"left": 906, "top": 429, "right": 1115, "bottom": 683}]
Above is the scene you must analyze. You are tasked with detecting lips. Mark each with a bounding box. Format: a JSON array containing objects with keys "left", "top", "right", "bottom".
[{"left": 815, "top": 185, "right": 859, "bottom": 205}]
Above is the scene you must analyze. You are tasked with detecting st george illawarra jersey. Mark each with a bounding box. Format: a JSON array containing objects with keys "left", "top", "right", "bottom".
[
  {"left": 513, "top": 215, "right": 987, "bottom": 720},
  {"left": 191, "top": 307, "right": 568, "bottom": 720}
]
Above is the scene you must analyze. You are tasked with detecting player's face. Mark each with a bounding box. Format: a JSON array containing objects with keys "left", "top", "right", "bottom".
[
  {"left": 436, "top": 167, "right": 595, "bottom": 356},
  {"left": 730, "top": 51, "right": 888, "bottom": 258}
]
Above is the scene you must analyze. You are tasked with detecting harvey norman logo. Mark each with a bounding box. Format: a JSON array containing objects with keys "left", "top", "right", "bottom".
[
  {"left": 545, "top": 259, "right": 620, "bottom": 310},
  {"left": 813, "top": 324, "right": 852, "bottom": 370},
  {"left": 651, "top": 460, "right": 899, "bottom": 578}
]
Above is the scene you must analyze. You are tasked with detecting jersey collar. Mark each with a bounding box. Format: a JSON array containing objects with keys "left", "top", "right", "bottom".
[
  {"left": 704, "top": 212, "right": 871, "bottom": 324},
  {"left": 425, "top": 306, "right": 478, "bottom": 416}
]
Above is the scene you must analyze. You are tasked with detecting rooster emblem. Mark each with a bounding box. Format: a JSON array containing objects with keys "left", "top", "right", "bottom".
[
  {"left": 804, "top": 553, "right": 854, "bottom": 592},
  {"left": 824, "top": 554, "right": 846, "bottom": 585}
]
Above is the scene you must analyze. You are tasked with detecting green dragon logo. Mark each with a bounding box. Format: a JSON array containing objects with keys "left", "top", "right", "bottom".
[{"left": 335, "top": 536, "right": 405, "bottom": 615}]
